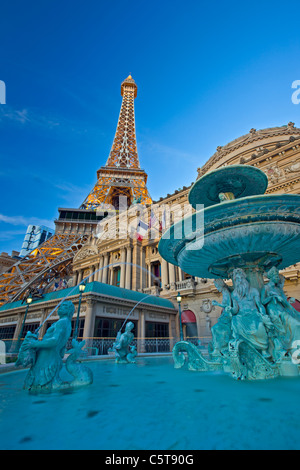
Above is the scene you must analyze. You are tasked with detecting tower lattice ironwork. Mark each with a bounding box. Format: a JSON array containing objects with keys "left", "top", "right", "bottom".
[
  {"left": 0, "top": 75, "right": 152, "bottom": 307},
  {"left": 80, "top": 75, "right": 152, "bottom": 210},
  {"left": 0, "top": 233, "right": 89, "bottom": 306}
]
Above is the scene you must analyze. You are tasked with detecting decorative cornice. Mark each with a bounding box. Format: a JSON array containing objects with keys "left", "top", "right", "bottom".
[{"left": 199, "top": 124, "right": 300, "bottom": 176}]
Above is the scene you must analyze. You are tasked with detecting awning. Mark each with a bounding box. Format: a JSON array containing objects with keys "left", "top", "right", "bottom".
[
  {"left": 289, "top": 298, "right": 300, "bottom": 313},
  {"left": 181, "top": 310, "right": 196, "bottom": 323}
]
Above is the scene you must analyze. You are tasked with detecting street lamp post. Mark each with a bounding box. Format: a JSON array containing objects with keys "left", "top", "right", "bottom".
[
  {"left": 16, "top": 294, "right": 33, "bottom": 352},
  {"left": 73, "top": 282, "right": 86, "bottom": 340},
  {"left": 176, "top": 292, "right": 184, "bottom": 341}
]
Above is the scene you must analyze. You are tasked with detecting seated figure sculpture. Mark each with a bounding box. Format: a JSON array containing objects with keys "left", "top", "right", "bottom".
[
  {"left": 261, "top": 266, "right": 300, "bottom": 356},
  {"left": 225, "top": 268, "right": 273, "bottom": 358},
  {"left": 111, "top": 321, "right": 137, "bottom": 363},
  {"left": 210, "top": 279, "right": 232, "bottom": 357},
  {"left": 16, "top": 300, "right": 93, "bottom": 392}
]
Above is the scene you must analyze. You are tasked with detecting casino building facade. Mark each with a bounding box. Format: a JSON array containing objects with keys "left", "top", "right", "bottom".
[{"left": 0, "top": 75, "right": 300, "bottom": 349}]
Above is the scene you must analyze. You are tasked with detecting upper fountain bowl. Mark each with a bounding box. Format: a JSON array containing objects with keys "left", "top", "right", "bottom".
[
  {"left": 189, "top": 164, "right": 268, "bottom": 209},
  {"left": 158, "top": 165, "right": 300, "bottom": 279}
]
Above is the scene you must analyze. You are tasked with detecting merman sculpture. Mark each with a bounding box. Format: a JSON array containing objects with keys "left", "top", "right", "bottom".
[
  {"left": 16, "top": 300, "right": 93, "bottom": 392},
  {"left": 110, "top": 321, "right": 137, "bottom": 363},
  {"left": 159, "top": 164, "right": 300, "bottom": 380},
  {"left": 210, "top": 279, "right": 232, "bottom": 357}
]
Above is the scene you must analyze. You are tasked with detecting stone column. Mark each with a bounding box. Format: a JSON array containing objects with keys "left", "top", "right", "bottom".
[
  {"left": 140, "top": 246, "right": 146, "bottom": 290},
  {"left": 148, "top": 263, "right": 152, "bottom": 288},
  {"left": 77, "top": 269, "right": 83, "bottom": 285},
  {"left": 97, "top": 256, "right": 104, "bottom": 282},
  {"left": 83, "top": 299, "right": 96, "bottom": 348},
  {"left": 13, "top": 310, "right": 26, "bottom": 343},
  {"left": 125, "top": 246, "right": 132, "bottom": 290},
  {"left": 108, "top": 266, "right": 113, "bottom": 285},
  {"left": 168, "top": 263, "right": 176, "bottom": 290},
  {"left": 38, "top": 308, "right": 47, "bottom": 339},
  {"left": 120, "top": 248, "right": 126, "bottom": 288},
  {"left": 102, "top": 253, "right": 109, "bottom": 284},
  {"left": 138, "top": 309, "right": 146, "bottom": 353},
  {"left": 132, "top": 240, "right": 141, "bottom": 291},
  {"left": 168, "top": 317, "right": 175, "bottom": 350},
  {"left": 161, "top": 258, "right": 169, "bottom": 290},
  {"left": 90, "top": 265, "right": 95, "bottom": 282},
  {"left": 94, "top": 264, "right": 98, "bottom": 282},
  {"left": 174, "top": 311, "right": 180, "bottom": 340},
  {"left": 73, "top": 271, "right": 79, "bottom": 286}
]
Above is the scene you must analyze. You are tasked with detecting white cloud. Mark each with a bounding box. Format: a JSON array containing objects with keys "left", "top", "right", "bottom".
[
  {"left": 0, "top": 229, "right": 27, "bottom": 242},
  {"left": 0, "top": 213, "right": 55, "bottom": 229}
]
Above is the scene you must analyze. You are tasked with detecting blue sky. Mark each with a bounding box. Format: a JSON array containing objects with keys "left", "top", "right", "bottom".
[{"left": 0, "top": 0, "right": 300, "bottom": 254}]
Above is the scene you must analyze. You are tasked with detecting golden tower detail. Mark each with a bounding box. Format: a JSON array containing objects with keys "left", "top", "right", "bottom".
[
  {"left": 80, "top": 75, "right": 152, "bottom": 210},
  {"left": 0, "top": 75, "right": 152, "bottom": 306}
]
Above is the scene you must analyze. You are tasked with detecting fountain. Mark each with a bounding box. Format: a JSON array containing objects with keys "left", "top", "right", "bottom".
[
  {"left": 158, "top": 164, "right": 300, "bottom": 380},
  {"left": 16, "top": 301, "right": 93, "bottom": 392},
  {"left": 109, "top": 321, "right": 137, "bottom": 363},
  {"left": 13, "top": 264, "right": 162, "bottom": 390}
]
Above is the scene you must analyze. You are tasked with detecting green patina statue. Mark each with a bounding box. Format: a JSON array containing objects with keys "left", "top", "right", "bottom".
[
  {"left": 173, "top": 267, "right": 300, "bottom": 380},
  {"left": 226, "top": 268, "right": 273, "bottom": 358},
  {"left": 110, "top": 321, "right": 137, "bottom": 363},
  {"left": 16, "top": 301, "right": 93, "bottom": 392},
  {"left": 261, "top": 267, "right": 300, "bottom": 356},
  {"left": 210, "top": 279, "right": 232, "bottom": 357}
]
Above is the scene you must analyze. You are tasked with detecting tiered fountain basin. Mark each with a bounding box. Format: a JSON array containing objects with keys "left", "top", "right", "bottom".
[
  {"left": 159, "top": 192, "right": 300, "bottom": 281},
  {"left": 159, "top": 165, "right": 300, "bottom": 282},
  {"left": 158, "top": 165, "right": 300, "bottom": 380}
]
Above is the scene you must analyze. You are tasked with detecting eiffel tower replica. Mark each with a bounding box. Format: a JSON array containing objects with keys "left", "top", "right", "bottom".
[
  {"left": 81, "top": 75, "right": 152, "bottom": 210},
  {"left": 0, "top": 75, "right": 152, "bottom": 306}
]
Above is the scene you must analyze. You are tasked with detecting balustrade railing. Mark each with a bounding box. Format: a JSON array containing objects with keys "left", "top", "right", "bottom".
[{"left": 3, "top": 336, "right": 212, "bottom": 360}]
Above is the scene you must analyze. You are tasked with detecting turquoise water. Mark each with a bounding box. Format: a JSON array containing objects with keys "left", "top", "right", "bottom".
[{"left": 0, "top": 356, "right": 300, "bottom": 450}]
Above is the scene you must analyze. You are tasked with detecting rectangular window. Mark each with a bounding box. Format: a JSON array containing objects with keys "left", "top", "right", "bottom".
[
  {"left": 71, "top": 318, "right": 85, "bottom": 339},
  {"left": 94, "top": 317, "right": 137, "bottom": 338},
  {"left": 145, "top": 322, "right": 168, "bottom": 338},
  {"left": 0, "top": 325, "right": 16, "bottom": 340},
  {"left": 22, "top": 323, "right": 40, "bottom": 337}
]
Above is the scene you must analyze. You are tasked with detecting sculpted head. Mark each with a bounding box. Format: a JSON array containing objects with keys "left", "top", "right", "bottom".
[
  {"left": 266, "top": 266, "right": 280, "bottom": 284},
  {"left": 125, "top": 321, "right": 134, "bottom": 332},
  {"left": 57, "top": 301, "right": 75, "bottom": 320},
  {"left": 218, "top": 192, "right": 227, "bottom": 202},
  {"left": 232, "top": 268, "right": 249, "bottom": 298},
  {"left": 214, "top": 278, "right": 227, "bottom": 292},
  {"left": 218, "top": 192, "right": 235, "bottom": 202}
]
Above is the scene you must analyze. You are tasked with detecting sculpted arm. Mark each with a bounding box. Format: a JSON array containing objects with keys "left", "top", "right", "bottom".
[
  {"left": 29, "top": 325, "right": 64, "bottom": 350},
  {"left": 253, "top": 289, "right": 266, "bottom": 316},
  {"left": 212, "top": 290, "right": 232, "bottom": 309},
  {"left": 225, "top": 297, "right": 238, "bottom": 316},
  {"left": 261, "top": 286, "right": 273, "bottom": 306}
]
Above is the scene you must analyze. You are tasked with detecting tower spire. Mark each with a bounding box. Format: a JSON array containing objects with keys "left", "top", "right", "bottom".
[
  {"left": 81, "top": 75, "right": 152, "bottom": 210},
  {"left": 105, "top": 75, "right": 139, "bottom": 169}
]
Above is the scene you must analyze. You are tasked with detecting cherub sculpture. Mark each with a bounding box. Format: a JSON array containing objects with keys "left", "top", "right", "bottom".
[{"left": 110, "top": 321, "right": 137, "bottom": 363}]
